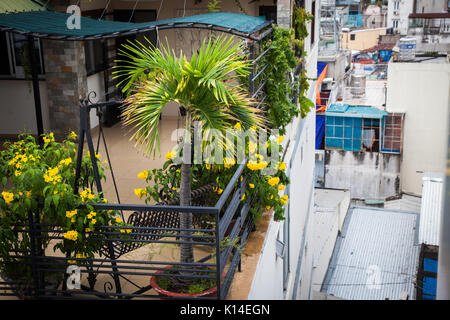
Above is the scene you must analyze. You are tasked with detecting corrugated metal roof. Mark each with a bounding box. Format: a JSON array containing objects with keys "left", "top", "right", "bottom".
[
  {"left": 418, "top": 172, "right": 444, "bottom": 246},
  {"left": 322, "top": 207, "right": 419, "bottom": 300},
  {"left": 384, "top": 194, "right": 422, "bottom": 213},
  {"left": 0, "top": 0, "right": 46, "bottom": 14}
]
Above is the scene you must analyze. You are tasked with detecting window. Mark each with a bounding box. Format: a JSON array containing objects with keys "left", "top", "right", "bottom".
[
  {"left": 381, "top": 113, "right": 404, "bottom": 154},
  {"left": 0, "top": 32, "right": 44, "bottom": 79},
  {"left": 85, "top": 40, "right": 106, "bottom": 76},
  {"left": 350, "top": 34, "right": 356, "bottom": 40},
  {"left": 83, "top": 11, "right": 107, "bottom": 76},
  {"left": 362, "top": 119, "right": 380, "bottom": 152},
  {"left": 325, "top": 116, "right": 362, "bottom": 151}
]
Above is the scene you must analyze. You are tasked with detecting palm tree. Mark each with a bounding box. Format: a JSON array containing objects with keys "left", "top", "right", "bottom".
[{"left": 114, "top": 35, "right": 265, "bottom": 264}]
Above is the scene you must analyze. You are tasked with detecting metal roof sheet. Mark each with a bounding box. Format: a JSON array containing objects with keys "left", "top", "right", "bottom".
[
  {"left": 0, "top": 11, "right": 269, "bottom": 40},
  {"left": 418, "top": 172, "right": 444, "bottom": 246},
  {"left": 0, "top": 0, "right": 46, "bottom": 14},
  {"left": 322, "top": 207, "right": 419, "bottom": 300}
]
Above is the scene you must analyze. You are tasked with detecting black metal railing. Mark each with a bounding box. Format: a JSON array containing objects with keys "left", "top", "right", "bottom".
[{"left": 0, "top": 160, "right": 253, "bottom": 300}]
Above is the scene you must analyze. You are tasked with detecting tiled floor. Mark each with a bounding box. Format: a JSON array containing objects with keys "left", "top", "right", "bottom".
[{"left": 92, "top": 117, "right": 180, "bottom": 205}]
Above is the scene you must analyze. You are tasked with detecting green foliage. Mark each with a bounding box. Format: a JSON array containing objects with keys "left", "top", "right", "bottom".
[
  {"left": 114, "top": 35, "right": 265, "bottom": 158},
  {"left": 0, "top": 133, "right": 129, "bottom": 282},
  {"left": 261, "top": 27, "right": 299, "bottom": 135},
  {"left": 260, "top": 5, "right": 315, "bottom": 134},
  {"left": 207, "top": 0, "right": 221, "bottom": 13},
  {"left": 136, "top": 133, "right": 289, "bottom": 222}
]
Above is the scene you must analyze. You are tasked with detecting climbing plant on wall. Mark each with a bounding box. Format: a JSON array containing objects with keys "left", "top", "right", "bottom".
[{"left": 259, "top": 5, "right": 315, "bottom": 134}]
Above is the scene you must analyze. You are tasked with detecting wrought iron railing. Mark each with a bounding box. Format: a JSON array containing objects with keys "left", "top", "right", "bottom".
[{"left": 0, "top": 159, "right": 253, "bottom": 300}]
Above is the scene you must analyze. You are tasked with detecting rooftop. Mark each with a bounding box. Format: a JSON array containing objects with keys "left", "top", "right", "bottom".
[
  {"left": 418, "top": 172, "right": 445, "bottom": 247},
  {"left": 343, "top": 78, "right": 387, "bottom": 107},
  {"left": 322, "top": 207, "right": 420, "bottom": 300}
]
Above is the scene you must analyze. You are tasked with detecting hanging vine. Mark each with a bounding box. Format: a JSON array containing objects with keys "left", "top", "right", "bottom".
[{"left": 259, "top": 5, "right": 315, "bottom": 134}]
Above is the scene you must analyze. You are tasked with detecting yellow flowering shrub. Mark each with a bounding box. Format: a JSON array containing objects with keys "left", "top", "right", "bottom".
[{"left": 0, "top": 133, "right": 131, "bottom": 278}]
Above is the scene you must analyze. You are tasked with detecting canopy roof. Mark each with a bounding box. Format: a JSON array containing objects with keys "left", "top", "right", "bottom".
[
  {"left": 0, "top": 0, "right": 47, "bottom": 14},
  {"left": 0, "top": 10, "right": 271, "bottom": 40},
  {"left": 326, "top": 104, "right": 388, "bottom": 119}
]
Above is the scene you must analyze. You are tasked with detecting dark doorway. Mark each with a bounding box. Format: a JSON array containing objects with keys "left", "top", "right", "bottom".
[{"left": 259, "top": 6, "right": 277, "bottom": 24}]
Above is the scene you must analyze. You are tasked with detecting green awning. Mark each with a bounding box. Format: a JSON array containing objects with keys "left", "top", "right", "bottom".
[
  {"left": 0, "top": 11, "right": 271, "bottom": 40},
  {"left": 0, "top": 0, "right": 47, "bottom": 14}
]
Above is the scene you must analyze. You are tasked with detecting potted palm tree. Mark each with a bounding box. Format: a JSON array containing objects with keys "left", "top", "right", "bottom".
[{"left": 115, "top": 35, "right": 265, "bottom": 297}]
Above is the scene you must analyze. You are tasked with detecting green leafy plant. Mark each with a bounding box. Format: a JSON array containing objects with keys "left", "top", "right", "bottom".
[
  {"left": 208, "top": 0, "right": 221, "bottom": 12},
  {"left": 0, "top": 133, "right": 129, "bottom": 284},
  {"left": 114, "top": 35, "right": 265, "bottom": 268},
  {"left": 258, "top": 6, "right": 315, "bottom": 134}
]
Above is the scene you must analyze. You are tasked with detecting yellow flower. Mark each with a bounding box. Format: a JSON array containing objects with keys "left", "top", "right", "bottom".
[
  {"left": 137, "top": 170, "right": 148, "bottom": 180},
  {"left": 278, "top": 136, "right": 284, "bottom": 144},
  {"left": 91, "top": 219, "right": 97, "bottom": 225},
  {"left": 134, "top": 188, "right": 146, "bottom": 198},
  {"left": 43, "top": 136, "right": 51, "bottom": 144},
  {"left": 1, "top": 191, "right": 14, "bottom": 204},
  {"left": 266, "top": 206, "right": 271, "bottom": 210},
  {"left": 165, "top": 151, "right": 177, "bottom": 160},
  {"left": 280, "top": 195, "right": 289, "bottom": 205},
  {"left": 120, "top": 229, "right": 125, "bottom": 233},
  {"left": 126, "top": 229, "right": 132, "bottom": 234},
  {"left": 59, "top": 158, "right": 72, "bottom": 166},
  {"left": 278, "top": 184, "right": 285, "bottom": 191},
  {"left": 25, "top": 191, "right": 32, "bottom": 198},
  {"left": 205, "top": 164, "right": 211, "bottom": 170},
  {"left": 14, "top": 170, "right": 21, "bottom": 177},
  {"left": 68, "top": 260, "right": 76, "bottom": 264},
  {"left": 65, "top": 210, "right": 77, "bottom": 219},
  {"left": 115, "top": 218, "right": 122, "bottom": 224},
  {"left": 63, "top": 230, "right": 78, "bottom": 241},
  {"left": 85, "top": 228, "right": 92, "bottom": 233},
  {"left": 214, "top": 187, "right": 223, "bottom": 195},
  {"left": 267, "top": 177, "right": 280, "bottom": 186},
  {"left": 69, "top": 131, "right": 77, "bottom": 140},
  {"left": 279, "top": 162, "right": 286, "bottom": 171},
  {"left": 76, "top": 253, "right": 86, "bottom": 259},
  {"left": 249, "top": 183, "right": 255, "bottom": 189},
  {"left": 223, "top": 157, "right": 236, "bottom": 168},
  {"left": 241, "top": 194, "right": 246, "bottom": 201},
  {"left": 234, "top": 123, "right": 242, "bottom": 130},
  {"left": 248, "top": 141, "right": 257, "bottom": 153}
]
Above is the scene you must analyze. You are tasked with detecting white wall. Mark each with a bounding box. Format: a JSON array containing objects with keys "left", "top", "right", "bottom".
[
  {"left": 386, "top": 60, "right": 450, "bottom": 195},
  {"left": 86, "top": 72, "right": 105, "bottom": 129},
  {"left": 0, "top": 80, "right": 50, "bottom": 135}
]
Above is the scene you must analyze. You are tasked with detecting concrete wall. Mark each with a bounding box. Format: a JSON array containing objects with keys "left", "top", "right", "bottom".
[
  {"left": 386, "top": 60, "right": 450, "bottom": 195},
  {"left": 341, "top": 27, "right": 387, "bottom": 51},
  {"left": 248, "top": 0, "right": 319, "bottom": 299},
  {"left": 414, "top": 0, "right": 448, "bottom": 13},
  {"left": 324, "top": 150, "right": 402, "bottom": 199},
  {"left": 300, "top": 189, "right": 350, "bottom": 299},
  {"left": 0, "top": 80, "right": 50, "bottom": 135},
  {"left": 387, "top": 0, "right": 414, "bottom": 35}
]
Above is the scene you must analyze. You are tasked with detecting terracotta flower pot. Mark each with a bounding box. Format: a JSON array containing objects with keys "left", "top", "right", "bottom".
[{"left": 150, "top": 265, "right": 219, "bottom": 298}]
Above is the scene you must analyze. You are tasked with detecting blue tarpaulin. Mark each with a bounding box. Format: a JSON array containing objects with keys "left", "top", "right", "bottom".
[
  {"left": 316, "top": 115, "right": 325, "bottom": 149},
  {"left": 315, "top": 62, "right": 328, "bottom": 150}
]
